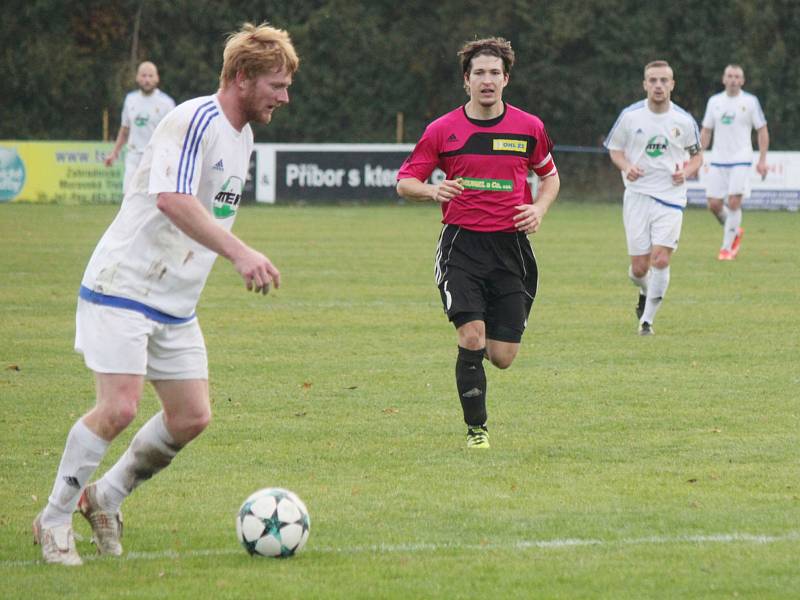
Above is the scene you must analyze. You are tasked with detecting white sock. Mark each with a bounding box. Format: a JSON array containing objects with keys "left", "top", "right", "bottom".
[
  {"left": 94, "top": 412, "right": 181, "bottom": 513},
  {"left": 715, "top": 205, "right": 729, "bottom": 226},
  {"left": 628, "top": 265, "right": 649, "bottom": 295},
  {"left": 722, "top": 208, "right": 742, "bottom": 250},
  {"left": 41, "top": 419, "right": 110, "bottom": 527},
  {"left": 642, "top": 266, "right": 670, "bottom": 325}
]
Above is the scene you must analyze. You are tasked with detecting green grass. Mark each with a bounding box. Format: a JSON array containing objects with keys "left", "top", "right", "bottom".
[{"left": 1, "top": 202, "right": 798, "bottom": 599}]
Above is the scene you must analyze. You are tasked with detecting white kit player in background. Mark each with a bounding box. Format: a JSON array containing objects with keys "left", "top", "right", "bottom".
[
  {"left": 700, "top": 64, "right": 769, "bottom": 261},
  {"left": 105, "top": 61, "right": 176, "bottom": 193},
  {"left": 605, "top": 60, "right": 704, "bottom": 336},
  {"left": 33, "top": 23, "right": 299, "bottom": 566}
]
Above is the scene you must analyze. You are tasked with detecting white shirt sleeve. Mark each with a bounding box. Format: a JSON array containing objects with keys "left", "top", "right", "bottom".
[
  {"left": 121, "top": 94, "right": 132, "bottom": 129},
  {"left": 604, "top": 112, "right": 628, "bottom": 151},
  {"left": 701, "top": 97, "right": 714, "bottom": 130}
]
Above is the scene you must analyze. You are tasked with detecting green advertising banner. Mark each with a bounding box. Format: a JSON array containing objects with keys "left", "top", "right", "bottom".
[{"left": 0, "top": 141, "right": 123, "bottom": 204}]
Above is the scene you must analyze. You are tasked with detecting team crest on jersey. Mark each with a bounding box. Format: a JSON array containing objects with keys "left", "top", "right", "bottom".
[
  {"left": 721, "top": 111, "right": 736, "bottom": 125},
  {"left": 492, "top": 139, "right": 528, "bottom": 153},
  {"left": 134, "top": 113, "right": 149, "bottom": 127},
  {"left": 213, "top": 176, "right": 243, "bottom": 219},
  {"left": 645, "top": 135, "right": 669, "bottom": 157},
  {"left": 671, "top": 127, "right": 681, "bottom": 138}
]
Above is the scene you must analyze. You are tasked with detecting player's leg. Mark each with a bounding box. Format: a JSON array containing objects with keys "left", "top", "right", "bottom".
[
  {"left": 721, "top": 168, "right": 747, "bottom": 258},
  {"left": 707, "top": 196, "right": 728, "bottom": 226},
  {"left": 705, "top": 166, "right": 729, "bottom": 228},
  {"left": 435, "top": 226, "right": 491, "bottom": 447},
  {"left": 639, "top": 204, "right": 682, "bottom": 334},
  {"left": 82, "top": 318, "right": 208, "bottom": 554},
  {"left": 35, "top": 300, "right": 148, "bottom": 565},
  {"left": 455, "top": 317, "right": 490, "bottom": 448},
  {"left": 639, "top": 245, "right": 673, "bottom": 334},
  {"left": 35, "top": 375, "right": 141, "bottom": 565},
  {"left": 721, "top": 193, "right": 743, "bottom": 252},
  {"left": 623, "top": 190, "right": 653, "bottom": 326}
]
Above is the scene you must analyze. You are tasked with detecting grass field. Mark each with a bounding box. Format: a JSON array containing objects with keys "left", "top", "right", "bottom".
[{"left": 1, "top": 201, "right": 798, "bottom": 599}]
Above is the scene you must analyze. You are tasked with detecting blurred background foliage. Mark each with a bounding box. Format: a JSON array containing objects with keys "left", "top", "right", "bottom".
[{"left": 2, "top": 0, "right": 797, "bottom": 150}]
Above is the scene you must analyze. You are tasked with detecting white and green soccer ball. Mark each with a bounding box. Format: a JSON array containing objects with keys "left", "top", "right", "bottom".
[{"left": 236, "top": 487, "right": 311, "bottom": 558}]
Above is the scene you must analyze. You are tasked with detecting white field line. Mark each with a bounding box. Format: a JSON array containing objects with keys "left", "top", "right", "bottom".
[{"left": 3, "top": 531, "right": 799, "bottom": 568}]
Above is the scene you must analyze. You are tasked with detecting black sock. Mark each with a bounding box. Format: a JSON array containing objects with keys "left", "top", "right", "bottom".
[{"left": 456, "top": 346, "right": 487, "bottom": 427}]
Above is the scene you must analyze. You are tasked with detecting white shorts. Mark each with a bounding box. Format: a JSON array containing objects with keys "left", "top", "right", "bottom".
[
  {"left": 706, "top": 164, "right": 751, "bottom": 200},
  {"left": 623, "top": 190, "right": 683, "bottom": 256},
  {"left": 75, "top": 298, "right": 208, "bottom": 380},
  {"left": 123, "top": 152, "right": 143, "bottom": 194}
]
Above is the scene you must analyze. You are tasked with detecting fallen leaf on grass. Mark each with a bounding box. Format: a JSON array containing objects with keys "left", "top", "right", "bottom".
[
  {"left": 6, "top": 364, "right": 20, "bottom": 371},
  {"left": 382, "top": 407, "right": 399, "bottom": 415},
  {"left": 301, "top": 382, "right": 312, "bottom": 389}
]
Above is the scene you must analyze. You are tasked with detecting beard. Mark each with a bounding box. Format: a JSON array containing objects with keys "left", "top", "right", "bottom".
[{"left": 242, "top": 87, "right": 279, "bottom": 125}]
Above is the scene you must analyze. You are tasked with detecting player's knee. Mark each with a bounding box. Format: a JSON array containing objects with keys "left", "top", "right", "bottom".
[
  {"left": 171, "top": 407, "right": 211, "bottom": 443},
  {"left": 489, "top": 354, "right": 515, "bottom": 369},
  {"left": 651, "top": 254, "right": 670, "bottom": 270},
  {"left": 105, "top": 401, "right": 139, "bottom": 434}
]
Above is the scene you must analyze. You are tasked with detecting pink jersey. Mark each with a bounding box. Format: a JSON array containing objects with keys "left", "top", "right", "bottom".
[{"left": 398, "top": 103, "right": 556, "bottom": 232}]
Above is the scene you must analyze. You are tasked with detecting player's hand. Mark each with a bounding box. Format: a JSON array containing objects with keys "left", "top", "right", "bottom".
[
  {"left": 756, "top": 160, "right": 768, "bottom": 181},
  {"left": 625, "top": 165, "right": 644, "bottom": 182},
  {"left": 671, "top": 163, "right": 685, "bottom": 185},
  {"left": 432, "top": 178, "right": 464, "bottom": 203},
  {"left": 104, "top": 151, "right": 117, "bottom": 167},
  {"left": 233, "top": 246, "right": 280, "bottom": 295},
  {"left": 513, "top": 203, "right": 546, "bottom": 234}
]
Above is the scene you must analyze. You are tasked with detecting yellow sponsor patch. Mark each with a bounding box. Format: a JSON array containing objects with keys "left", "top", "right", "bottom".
[{"left": 492, "top": 139, "right": 528, "bottom": 152}]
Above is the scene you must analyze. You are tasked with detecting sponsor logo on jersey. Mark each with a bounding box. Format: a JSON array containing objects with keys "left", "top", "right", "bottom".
[
  {"left": 460, "top": 177, "right": 513, "bottom": 192},
  {"left": 721, "top": 111, "right": 736, "bottom": 125},
  {"left": 134, "top": 113, "right": 150, "bottom": 127},
  {"left": 0, "top": 147, "right": 26, "bottom": 202},
  {"left": 447, "top": 134, "right": 458, "bottom": 142},
  {"left": 212, "top": 159, "right": 224, "bottom": 171},
  {"left": 645, "top": 135, "right": 669, "bottom": 157},
  {"left": 213, "top": 176, "right": 243, "bottom": 219},
  {"left": 492, "top": 139, "right": 528, "bottom": 153}
]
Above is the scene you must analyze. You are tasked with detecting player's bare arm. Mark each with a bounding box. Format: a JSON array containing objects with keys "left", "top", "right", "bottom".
[
  {"left": 513, "top": 172, "right": 560, "bottom": 234},
  {"left": 105, "top": 126, "right": 130, "bottom": 167},
  {"left": 608, "top": 149, "right": 644, "bottom": 181},
  {"left": 756, "top": 125, "right": 770, "bottom": 178},
  {"left": 396, "top": 177, "right": 464, "bottom": 203},
  {"left": 156, "top": 192, "right": 280, "bottom": 294},
  {"left": 699, "top": 126, "right": 713, "bottom": 150}
]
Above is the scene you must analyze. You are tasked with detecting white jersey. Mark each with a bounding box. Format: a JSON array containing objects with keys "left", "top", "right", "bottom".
[
  {"left": 121, "top": 89, "right": 176, "bottom": 155},
  {"left": 82, "top": 95, "right": 254, "bottom": 319},
  {"left": 605, "top": 100, "right": 700, "bottom": 207},
  {"left": 702, "top": 91, "right": 766, "bottom": 165}
]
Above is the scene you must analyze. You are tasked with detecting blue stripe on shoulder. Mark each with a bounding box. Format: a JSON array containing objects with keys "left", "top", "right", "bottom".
[
  {"left": 79, "top": 286, "right": 195, "bottom": 324},
  {"left": 183, "top": 108, "right": 219, "bottom": 193},
  {"left": 177, "top": 100, "right": 216, "bottom": 194},
  {"left": 604, "top": 100, "right": 646, "bottom": 147}
]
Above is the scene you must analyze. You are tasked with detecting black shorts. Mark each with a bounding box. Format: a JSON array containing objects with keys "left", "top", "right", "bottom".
[{"left": 434, "top": 225, "right": 538, "bottom": 343}]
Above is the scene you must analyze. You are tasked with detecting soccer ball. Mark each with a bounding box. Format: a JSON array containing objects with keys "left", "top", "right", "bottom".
[{"left": 236, "top": 487, "right": 310, "bottom": 557}]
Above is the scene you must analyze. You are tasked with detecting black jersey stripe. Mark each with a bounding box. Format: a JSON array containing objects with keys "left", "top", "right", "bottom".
[{"left": 439, "top": 132, "right": 536, "bottom": 158}]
